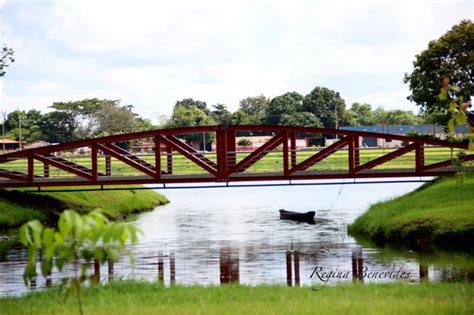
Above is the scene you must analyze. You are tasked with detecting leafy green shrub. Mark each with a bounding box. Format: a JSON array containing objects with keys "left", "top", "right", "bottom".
[
  {"left": 19, "top": 210, "right": 141, "bottom": 315},
  {"left": 237, "top": 138, "right": 252, "bottom": 146}
]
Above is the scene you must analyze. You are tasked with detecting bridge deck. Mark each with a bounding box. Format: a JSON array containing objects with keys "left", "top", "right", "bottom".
[{"left": 1, "top": 168, "right": 468, "bottom": 189}]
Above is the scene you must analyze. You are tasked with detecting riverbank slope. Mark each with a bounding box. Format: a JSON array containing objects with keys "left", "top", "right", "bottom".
[
  {"left": 348, "top": 173, "right": 474, "bottom": 250},
  {"left": 1, "top": 282, "right": 472, "bottom": 314},
  {"left": 0, "top": 187, "right": 169, "bottom": 229}
]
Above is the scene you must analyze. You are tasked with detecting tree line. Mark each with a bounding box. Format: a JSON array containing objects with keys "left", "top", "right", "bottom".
[
  {"left": 2, "top": 89, "right": 423, "bottom": 145},
  {"left": 164, "top": 87, "right": 422, "bottom": 133},
  {"left": 2, "top": 99, "right": 153, "bottom": 144}
]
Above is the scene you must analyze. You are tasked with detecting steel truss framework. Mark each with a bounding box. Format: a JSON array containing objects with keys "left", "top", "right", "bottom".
[{"left": 0, "top": 125, "right": 472, "bottom": 189}]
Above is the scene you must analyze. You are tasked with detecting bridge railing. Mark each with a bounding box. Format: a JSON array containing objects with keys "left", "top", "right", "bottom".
[{"left": 0, "top": 125, "right": 472, "bottom": 188}]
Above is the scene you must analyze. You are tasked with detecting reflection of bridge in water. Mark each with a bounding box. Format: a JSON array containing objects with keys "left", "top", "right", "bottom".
[
  {"left": 23, "top": 247, "right": 474, "bottom": 291},
  {"left": 0, "top": 126, "right": 472, "bottom": 189}
]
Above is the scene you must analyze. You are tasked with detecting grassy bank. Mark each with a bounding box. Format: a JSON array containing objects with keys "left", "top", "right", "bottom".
[
  {"left": 348, "top": 173, "right": 474, "bottom": 250},
  {"left": 0, "top": 186, "right": 169, "bottom": 229},
  {"left": 0, "top": 282, "right": 472, "bottom": 314}
]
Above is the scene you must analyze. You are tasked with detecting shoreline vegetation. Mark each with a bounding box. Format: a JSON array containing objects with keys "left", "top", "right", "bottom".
[
  {"left": 0, "top": 281, "right": 472, "bottom": 314},
  {"left": 348, "top": 173, "right": 474, "bottom": 251},
  {"left": 0, "top": 186, "right": 169, "bottom": 230}
]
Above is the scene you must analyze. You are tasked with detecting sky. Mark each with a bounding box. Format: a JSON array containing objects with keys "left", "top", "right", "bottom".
[{"left": 0, "top": 0, "right": 472, "bottom": 123}]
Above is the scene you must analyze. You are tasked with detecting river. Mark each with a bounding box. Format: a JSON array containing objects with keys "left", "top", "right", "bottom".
[{"left": 1, "top": 180, "right": 472, "bottom": 296}]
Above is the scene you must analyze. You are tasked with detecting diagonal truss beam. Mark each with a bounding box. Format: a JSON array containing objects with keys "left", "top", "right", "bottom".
[
  {"left": 96, "top": 144, "right": 157, "bottom": 178},
  {"left": 354, "top": 143, "right": 417, "bottom": 173},
  {"left": 33, "top": 154, "right": 95, "bottom": 180},
  {"left": 103, "top": 143, "right": 161, "bottom": 173},
  {"left": 164, "top": 135, "right": 217, "bottom": 168},
  {"left": 227, "top": 132, "right": 284, "bottom": 175},
  {"left": 157, "top": 135, "right": 218, "bottom": 176},
  {"left": 288, "top": 136, "right": 350, "bottom": 174},
  {"left": 0, "top": 169, "right": 31, "bottom": 181},
  {"left": 423, "top": 154, "right": 474, "bottom": 171}
]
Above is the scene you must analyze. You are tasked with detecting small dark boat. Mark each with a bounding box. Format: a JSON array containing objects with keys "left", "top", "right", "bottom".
[{"left": 279, "top": 209, "right": 316, "bottom": 223}]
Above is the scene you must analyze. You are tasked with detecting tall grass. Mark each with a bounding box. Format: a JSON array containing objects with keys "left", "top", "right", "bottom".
[
  {"left": 348, "top": 173, "right": 474, "bottom": 250},
  {"left": 0, "top": 186, "right": 168, "bottom": 228},
  {"left": 0, "top": 281, "right": 472, "bottom": 315}
]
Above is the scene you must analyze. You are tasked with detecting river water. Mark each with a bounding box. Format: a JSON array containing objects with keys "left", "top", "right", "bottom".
[{"left": 1, "top": 180, "right": 473, "bottom": 296}]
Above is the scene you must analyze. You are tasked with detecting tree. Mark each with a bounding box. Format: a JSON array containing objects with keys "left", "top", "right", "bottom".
[
  {"left": 4, "top": 110, "right": 45, "bottom": 142},
  {"left": 372, "top": 107, "right": 421, "bottom": 125},
  {"left": 166, "top": 104, "right": 215, "bottom": 144},
  {"left": 384, "top": 109, "right": 421, "bottom": 125},
  {"left": 0, "top": 45, "right": 15, "bottom": 77},
  {"left": 404, "top": 20, "right": 474, "bottom": 125},
  {"left": 230, "top": 110, "right": 251, "bottom": 125},
  {"left": 46, "top": 99, "right": 146, "bottom": 141},
  {"left": 92, "top": 103, "right": 139, "bottom": 136},
  {"left": 303, "top": 86, "right": 347, "bottom": 128},
  {"left": 40, "top": 111, "right": 76, "bottom": 143},
  {"left": 239, "top": 95, "right": 269, "bottom": 116},
  {"left": 174, "top": 98, "right": 210, "bottom": 115},
  {"left": 280, "top": 112, "right": 322, "bottom": 128},
  {"left": 136, "top": 117, "right": 155, "bottom": 131},
  {"left": 346, "top": 103, "right": 376, "bottom": 126},
  {"left": 265, "top": 92, "right": 304, "bottom": 125},
  {"left": 211, "top": 104, "right": 232, "bottom": 126},
  {"left": 50, "top": 99, "right": 104, "bottom": 139},
  {"left": 238, "top": 95, "right": 270, "bottom": 124}
]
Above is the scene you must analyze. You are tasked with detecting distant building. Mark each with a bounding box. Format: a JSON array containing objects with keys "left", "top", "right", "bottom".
[
  {"left": 131, "top": 141, "right": 155, "bottom": 154},
  {"left": 23, "top": 140, "right": 51, "bottom": 150},
  {"left": 232, "top": 136, "right": 307, "bottom": 151},
  {"left": 0, "top": 139, "right": 25, "bottom": 152},
  {"left": 340, "top": 124, "right": 469, "bottom": 148}
]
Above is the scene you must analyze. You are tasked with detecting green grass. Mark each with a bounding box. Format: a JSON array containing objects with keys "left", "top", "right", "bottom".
[
  {"left": 348, "top": 172, "right": 474, "bottom": 250},
  {"left": 0, "top": 186, "right": 169, "bottom": 229},
  {"left": 0, "top": 281, "right": 472, "bottom": 314},
  {"left": 0, "top": 197, "right": 46, "bottom": 228}
]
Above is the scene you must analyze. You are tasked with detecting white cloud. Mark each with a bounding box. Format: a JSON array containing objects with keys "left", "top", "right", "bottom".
[{"left": 1, "top": 0, "right": 472, "bottom": 122}]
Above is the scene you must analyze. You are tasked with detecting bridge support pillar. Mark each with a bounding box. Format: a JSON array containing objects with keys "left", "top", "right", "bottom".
[
  {"left": 416, "top": 144, "right": 425, "bottom": 172},
  {"left": 226, "top": 129, "right": 236, "bottom": 168},
  {"left": 91, "top": 145, "right": 98, "bottom": 181},
  {"left": 28, "top": 156, "right": 34, "bottom": 182},
  {"left": 283, "top": 132, "right": 289, "bottom": 175},
  {"left": 166, "top": 145, "right": 173, "bottom": 174},
  {"left": 349, "top": 136, "right": 360, "bottom": 174},
  {"left": 354, "top": 136, "right": 360, "bottom": 167},
  {"left": 105, "top": 156, "right": 111, "bottom": 176},
  {"left": 216, "top": 128, "right": 228, "bottom": 179},
  {"left": 43, "top": 163, "right": 49, "bottom": 178},
  {"left": 289, "top": 131, "right": 296, "bottom": 168},
  {"left": 154, "top": 136, "right": 161, "bottom": 179}
]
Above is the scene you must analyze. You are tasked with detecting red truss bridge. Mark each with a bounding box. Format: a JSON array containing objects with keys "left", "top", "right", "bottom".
[{"left": 0, "top": 125, "right": 472, "bottom": 189}]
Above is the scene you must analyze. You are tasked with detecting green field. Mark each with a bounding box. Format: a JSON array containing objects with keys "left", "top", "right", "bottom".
[
  {"left": 0, "top": 281, "right": 472, "bottom": 315},
  {"left": 348, "top": 172, "right": 474, "bottom": 250},
  {"left": 0, "top": 186, "right": 168, "bottom": 229},
  {"left": 1, "top": 147, "right": 467, "bottom": 177}
]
